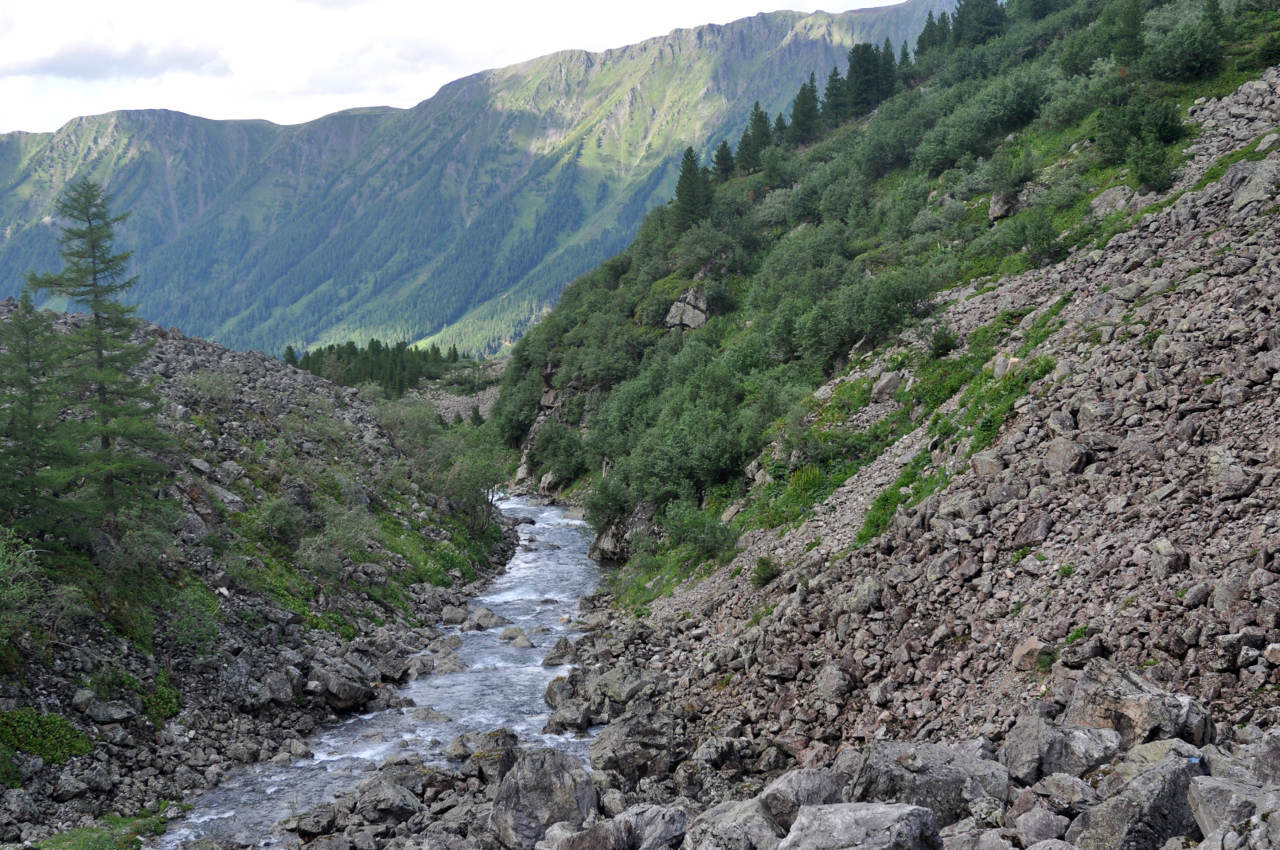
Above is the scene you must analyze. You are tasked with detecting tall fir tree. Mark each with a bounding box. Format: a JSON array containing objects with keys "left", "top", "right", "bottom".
[
  {"left": 26, "top": 179, "right": 167, "bottom": 529},
  {"left": 0, "top": 290, "right": 72, "bottom": 531},
  {"left": 847, "top": 42, "right": 882, "bottom": 115},
  {"left": 737, "top": 101, "right": 772, "bottom": 172},
  {"left": 773, "top": 112, "right": 789, "bottom": 142},
  {"left": 787, "top": 73, "right": 821, "bottom": 145},
  {"left": 822, "top": 66, "right": 849, "bottom": 125},
  {"left": 917, "top": 11, "right": 939, "bottom": 56},
  {"left": 879, "top": 38, "right": 898, "bottom": 102},
  {"left": 712, "top": 140, "right": 736, "bottom": 181},
  {"left": 672, "top": 147, "right": 711, "bottom": 231},
  {"left": 953, "top": 0, "right": 1007, "bottom": 46}
]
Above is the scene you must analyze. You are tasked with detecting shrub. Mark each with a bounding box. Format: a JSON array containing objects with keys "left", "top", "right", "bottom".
[
  {"left": 529, "top": 422, "right": 588, "bottom": 486},
  {"left": 1144, "top": 20, "right": 1223, "bottom": 81},
  {"left": 930, "top": 325, "right": 961, "bottom": 359},
  {"left": 253, "top": 496, "right": 308, "bottom": 547},
  {"left": 660, "top": 501, "right": 737, "bottom": 563},
  {"left": 1129, "top": 137, "right": 1174, "bottom": 191},
  {"left": 1255, "top": 32, "right": 1280, "bottom": 67},
  {"left": 170, "top": 583, "right": 221, "bottom": 656},
  {"left": 751, "top": 557, "right": 782, "bottom": 588}
]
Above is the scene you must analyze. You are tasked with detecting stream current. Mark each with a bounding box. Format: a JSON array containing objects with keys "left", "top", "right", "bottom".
[{"left": 153, "top": 496, "right": 599, "bottom": 848}]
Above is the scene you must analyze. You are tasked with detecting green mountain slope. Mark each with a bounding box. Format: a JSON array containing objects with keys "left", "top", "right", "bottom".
[
  {"left": 489, "top": 0, "right": 1280, "bottom": 584},
  {"left": 0, "top": 2, "right": 948, "bottom": 355}
]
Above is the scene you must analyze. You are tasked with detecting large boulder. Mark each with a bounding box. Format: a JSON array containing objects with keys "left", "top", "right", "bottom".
[
  {"left": 680, "top": 798, "right": 784, "bottom": 850},
  {"left": 776, "top": 803, "right": 942, "bottom": 850},
  {"left": 1063, "top": 751, "right": 1207, "bottom": 850},
  {"left": 1001, "top": 714, "right": 1121, "bottom": 784},
  {"left": 490, "top": 749, "right": 597, "bottom": 849},
  {"left": 843, "top": 741, "right": 1010, "bottom": 826},
  {"left": 559, "top": 804, "right": 688, "bottom": 850},
  {"left": 1062, "top": 659, "right": 1212, "bottom": 749},
  {"left": 590, "top": 717, "right": 678, "bottom": 784},
  {"left": 759, "top": 769, "right": 843, "bottom": 831}
]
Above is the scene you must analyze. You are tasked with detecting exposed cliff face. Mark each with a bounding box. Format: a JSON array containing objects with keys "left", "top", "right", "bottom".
[{"left": 0, "top": 0, "right": 950, "bottom": 358}]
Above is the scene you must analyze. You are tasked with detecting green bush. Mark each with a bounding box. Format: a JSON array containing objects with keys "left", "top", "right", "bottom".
[
  {"left": 142, "top": 671, "right": 181, "bottom": 726},
  {"left": 1129, "top": 137, "right": 1174, "bottom": 191},
  {"left": 751, "top": 557, "right": 782, "bottom": 588},
  {"left": 252, "top": 497, "right": 308, "bottom": 547},
  {"left": 170, "top": 583, "right": 221, "bottom": 656},
  {"left": 1255, "top": 32, "right": 1280, "bottom": 67},
  {"left": 1144, "top": 20, "right": 1223, "bottom": 81},
  {"left": 659, "top": 501, "right": 737, "bottom": 563},
  {"left": 930, "top": 326, "right": 960, "bottom": 359},
  {"left": 529, "top": 422, "right": 588, "bottom": 486}
]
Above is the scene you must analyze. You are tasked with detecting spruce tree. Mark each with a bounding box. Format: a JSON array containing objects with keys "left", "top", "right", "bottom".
[
  {"left": 822, "top": 67, "right": 848, "bottom": 125},
  {"left": 786, "top": 73, "right": 821, "bottom": 146},
  {"left": 847, "top": 43, "right": 881, "bottom": 115},
  {"left": 713, "top": 140, "right": 736, "bottom": 181},
  {"left": 26, "top": 179, "right": 167, "bottom": 526},
  {"left": 672, "top": 147, "right": 711, "bottom": 231},
  {"left": 917, "top": 11, "right": 939, "bottom": 56},
  {"left": 879, "top": 38, "right": 897, "bottom": 102},
  {"left": 737, "top": 102, "right": 771, "bottom": 173},
  {"left": 0, "top": 291, "right": 72, "bottom": 530}
]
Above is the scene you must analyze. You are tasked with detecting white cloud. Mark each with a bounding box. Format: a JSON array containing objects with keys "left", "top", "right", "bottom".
[{"left": 0, "top": 0, "right": 886, "bottom": 134}]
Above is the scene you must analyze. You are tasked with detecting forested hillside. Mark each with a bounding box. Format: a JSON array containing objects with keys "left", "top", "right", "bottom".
[
  {"left": 0, "top": 2, "right": 946, "bottom": 358},
  {"left": 493, "top": 0, "right": 1280, "bottom": 580}
]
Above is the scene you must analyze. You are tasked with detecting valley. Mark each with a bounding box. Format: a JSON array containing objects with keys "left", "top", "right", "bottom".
[{"left": 1, "top": 0, "right": 1280, "bottom": 848}]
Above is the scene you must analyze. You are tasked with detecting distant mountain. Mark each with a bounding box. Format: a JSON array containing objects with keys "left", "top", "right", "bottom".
[{"left": 0, "top": 1, "right": 951, "bottom": 355}]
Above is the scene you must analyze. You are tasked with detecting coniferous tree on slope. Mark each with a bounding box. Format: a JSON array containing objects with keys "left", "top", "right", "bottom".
[
  {"left": 673, "top": 147, "right": 711, "bottom": 232},
  {"left": 26, "top": 179, "right": 167, "bottom": 531},
  {"left": 0, "top": 290, "right": 71, "bottom": 532}
]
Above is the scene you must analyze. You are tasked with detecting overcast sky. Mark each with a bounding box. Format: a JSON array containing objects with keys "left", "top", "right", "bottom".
[{"left": 0, "top": 1, "right": 900, "bottom": 135}]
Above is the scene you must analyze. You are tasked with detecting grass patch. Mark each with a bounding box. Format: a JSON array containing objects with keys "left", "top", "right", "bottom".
[
  {"left": 38, "top": 804, "right": 174, "bottom": 850},
  {"left": 0, "top": 709, "right": 92, "bottom": 785}
]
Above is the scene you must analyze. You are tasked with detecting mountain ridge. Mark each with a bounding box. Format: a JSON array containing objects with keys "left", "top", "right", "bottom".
[{"left": 0, "top": 1, "right": 950, "bottom": 355}]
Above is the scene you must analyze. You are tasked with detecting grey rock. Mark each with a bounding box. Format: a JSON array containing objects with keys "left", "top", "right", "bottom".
[
  {"left": 666, "top": 287, "right": 709, "bottom": 330},
  {"left": 590, "top": 718, "right": 676, "bottom": 784},
  {"left": 1043, "top": 438, "right": 1090, "bottom": 475},
  {"left": 844, "top": 740, "right": 1009, "bottom": 826},
  {"left": 1015, "top": 809, "right": 1070, "bottom": 846},
  {"left": 760, "top": 769, "right": 842, "bottom": 831},
  {"left": 85, "top": 699, "right": 137, "bottom": 724},
  {"left": 680, "top": 797, "right": 783, "bottom": 850},
  {"left": 490, "top": 748, "right": 597, "bottom": 849},
  {"left": 1187, "top": 775, "right": 1260, "bottom": 837},
  {"left": 1064, "top": 753, "right": 1206, "bottom": 850},
  {"left": 543, "top": 637, "right": 576, "bottom": 667},
  {"left": 1063, "top": 659, "right": 1212, "bottom": 749},
  {"left": 352, "top": 777, "right": 423, "bottom": 822},
  {"left": 777, "top": 803, "right": 942, "bottom": 850}
]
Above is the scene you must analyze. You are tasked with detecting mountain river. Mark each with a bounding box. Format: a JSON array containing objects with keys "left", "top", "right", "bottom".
[{"left": 153, "top": 496, "right": 600, "bottom": 848}]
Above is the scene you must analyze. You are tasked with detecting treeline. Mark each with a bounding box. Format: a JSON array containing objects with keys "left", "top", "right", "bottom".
[
  {"left": 287, "top": 339, "right": 464, "bottom": 398},
  {"left": 492, "top": 0, "right": 1275, "bottom": 548}
]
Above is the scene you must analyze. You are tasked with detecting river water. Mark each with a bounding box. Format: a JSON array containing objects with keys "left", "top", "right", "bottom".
[{"left": 153, "top": 496, "right": 599, "bottom": 848}]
